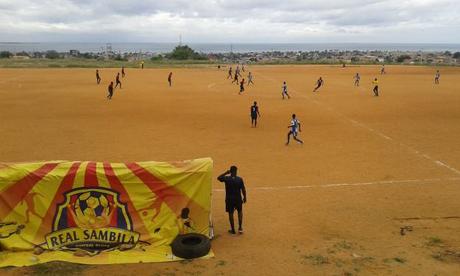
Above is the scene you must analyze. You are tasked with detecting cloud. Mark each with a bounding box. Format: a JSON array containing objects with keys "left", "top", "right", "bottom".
[{"left": 0, "top": 0, "right": 458, "bottom": 42}]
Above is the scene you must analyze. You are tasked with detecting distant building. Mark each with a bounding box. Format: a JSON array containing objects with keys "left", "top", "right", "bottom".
[{"left": 69, "top": 50, "right": 80, "bottom": 57}]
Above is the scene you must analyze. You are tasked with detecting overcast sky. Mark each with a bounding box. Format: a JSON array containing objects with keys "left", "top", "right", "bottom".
[{"left": 0, "top": 0, "right": 459, "bottom": 43}]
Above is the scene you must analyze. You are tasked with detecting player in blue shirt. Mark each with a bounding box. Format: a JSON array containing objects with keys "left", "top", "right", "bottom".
[{"left": 286, "top": 114, "right": 303, "bottom": 145}]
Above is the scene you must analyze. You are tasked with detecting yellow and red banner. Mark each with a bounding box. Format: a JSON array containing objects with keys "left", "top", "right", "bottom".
[{"left": 0, "top": 158, "right": 213, "bottom": 267}]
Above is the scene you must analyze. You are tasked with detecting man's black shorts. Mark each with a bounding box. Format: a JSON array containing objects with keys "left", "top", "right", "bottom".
[{"left": 226, "top": 199, "right": 242, "bottom": 213}]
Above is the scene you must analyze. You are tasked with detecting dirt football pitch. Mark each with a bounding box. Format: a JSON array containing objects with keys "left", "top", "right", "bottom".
[{"left": 1, "top": 65, "right": 460, "bottom": 275}]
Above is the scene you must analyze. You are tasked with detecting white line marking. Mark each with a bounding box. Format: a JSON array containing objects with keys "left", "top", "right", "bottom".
[
  {"left": 435, "top": 161, "right": 460, "bottom": 175},
  {"left": 257, "top": 72, "right": 460, "bottom": 176},
  {"left": 213, "top": 177, "right": 460, "bottom": 192}
]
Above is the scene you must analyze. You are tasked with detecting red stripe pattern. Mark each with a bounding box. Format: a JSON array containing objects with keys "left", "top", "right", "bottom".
[
  {"left": 34, "top": 162, "right": 81, "bottom": 242},
  {"left": 84, "top": 162, "right": 98, "bottom": 187},
  {"left": 125, "top": 162, "right": 208, "bottom": 226},
  {"left": 103, "top": 163, "right": 151, "bottom": 239},
  {"left": 0, "top": 163, "right": 59, "bottom": 220}
]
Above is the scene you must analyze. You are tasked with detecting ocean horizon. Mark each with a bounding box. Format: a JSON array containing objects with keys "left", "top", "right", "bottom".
[{"left": 1, "top": 42, "right": 459, "bottom": 54}]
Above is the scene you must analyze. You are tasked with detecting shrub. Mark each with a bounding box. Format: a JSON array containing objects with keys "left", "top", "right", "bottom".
[
  {"left": 16, "top": 51, "right": 29, "bottom": 57},
  {"left": 114, "top": 54, "right": 127, "bottom": 61},
  {"left": 168, "top": 45, "right": 207, "bottom": 60},
  {"left": 0, "top": 51, "right": 12, "bottom": 58},
  {"left": 396, "top": 55, "right": 411, "bottom": 63},
  {"left": 45, "top": 50, "right": 60, "bottom": 59},
  {"left": 151, "top": 55, "right": 163, "bottom": 61}
]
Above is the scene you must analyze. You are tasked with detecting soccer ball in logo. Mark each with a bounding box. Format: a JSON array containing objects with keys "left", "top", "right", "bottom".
[{"left": 73, "top": 191, "right": 112, "bottom": 229}]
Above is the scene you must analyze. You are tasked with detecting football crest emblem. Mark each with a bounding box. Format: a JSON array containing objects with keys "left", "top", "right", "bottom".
[{"left": 45, "top": 187, "right": 139, "bottom": 252}]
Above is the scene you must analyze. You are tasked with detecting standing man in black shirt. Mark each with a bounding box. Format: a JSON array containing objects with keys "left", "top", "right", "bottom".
[
  {"left": 217, "top": 166, "right": 247, "bottom": 234},
  {"left": 250, "top": 101, "right": 261, "bottom": 128}
]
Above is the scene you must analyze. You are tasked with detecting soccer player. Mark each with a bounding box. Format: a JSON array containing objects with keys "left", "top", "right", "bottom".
[
  {"left": 313, "top": 77, "right": 324, "bottom": 92},
  {"left": 354, "top": 73, "right": 360, "bottom": 86},
  {"left": 239, "top": 78, "right": 245, "bottom": 94},
  {"left": 141, "top": 61, "right": 144, "bottom": 69},
  {"left": 250, "top": 101, "right": 261, "bottom": 127},
  {"left": 107, "top": 82, "right": 114, "bottom": 100},
  {"left": 247, "top": 72, "right": 254, "bottom": 86},
  {"left": 217, "top": 166, "right": 247, "bottom": 235},
  {"left": 242, "top": 64, "right": 245, "bottom": 72},
  {"left": 96, "top": 69, "right": 101, "bottom": 84},
  {"left": 286, "top": 114, "right": 303, "bottom": 145},
  {"left": 232, "top": 71, "right": 239, "bottom": 85},
  {"left": 168, "top": 72, "right": 173, "bottom": 87},
  {"left": 227, "top": 67, "right": 233, "bottom": 79},
  {"left": 121, "top": 66, "right": 125, "bottom": 78},
  {"left": 282, "top": 81, "right": 290, "bottom": 99},
  {"left": 235, "top": 65, "right": 242, "bottom": 77},
  {"left": 380, "top": 65, "right": 386, "bottom": 75},
  {"left": 372, "top": 78, "right": 379, "bottom": 96},
  {"left": 435, "top": 70, "right": 440, "bottom": 84},
  {"left": 115, "top": 73, "right": 122, "bottom": 89}
]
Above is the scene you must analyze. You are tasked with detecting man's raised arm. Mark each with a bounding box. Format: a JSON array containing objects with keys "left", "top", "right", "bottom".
[{"left": 217, "top": 170, "right": 230, "bottom": 182}]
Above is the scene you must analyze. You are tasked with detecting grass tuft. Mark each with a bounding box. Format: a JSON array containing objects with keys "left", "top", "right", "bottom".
[{"left": 302, "top": 254, "right": 329, "bottom": 265}]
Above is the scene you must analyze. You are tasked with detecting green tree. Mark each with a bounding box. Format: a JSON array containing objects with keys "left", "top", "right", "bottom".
[
  {"left": 396, "top": 55, "right": 411, "bottom": 63},
  {"left": 16, "top": 51, "right": 29, "bottom": 57},
  {"left": 151, "top": 55, "right": 163, "bottom": 61},
  {"left": 453, "top": 52, "right": 460, "bottom": 59},
  {"left": 0, "top": 51, "right": 12, "bottom": 58},
  {"left": 114, "top": 54, "right": 127, "bottom": 61},
  {"left": 169, "top": 45, "right": 206, "bottom": 60},
  {"left": 45, "top": 50, "right": 60, "bottom": 59},
  {"left": 384, "top": 56, "right": 394, "bottom": 63}
]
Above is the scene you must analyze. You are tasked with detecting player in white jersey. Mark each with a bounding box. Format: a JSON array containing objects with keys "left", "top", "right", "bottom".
[
  {"left": 354, "top": 73, "right": 360, "bottom": 86},
  {"left": 286, "top": 114, "right": 303, "bottom": 145},
  {"left": 435, "top": 70, "right": 440, "bottom": 84},
  {"left": 247, "top": 72, "right": 254, "bottom": 86}
]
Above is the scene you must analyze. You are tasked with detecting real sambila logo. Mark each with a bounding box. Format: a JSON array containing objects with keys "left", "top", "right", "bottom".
[{"left": 46, "top": 187, "right": 139, "bottom": 252}]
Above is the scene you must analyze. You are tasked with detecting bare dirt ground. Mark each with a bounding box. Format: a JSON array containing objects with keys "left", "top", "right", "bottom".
[{"left": 1, "top": 65, "right": 460, "bottom": 275}]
